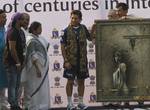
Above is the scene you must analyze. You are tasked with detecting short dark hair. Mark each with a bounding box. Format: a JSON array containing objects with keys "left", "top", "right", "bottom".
[
  {"left": 71, "top": 10, "right": 82, "bottom": 20},
  {"left": 116, "top": 2, "right": 128, "bottom": 11},
  {"left": 0, "top": 9, "right": 5, "bottom": 14},
  {"left": 29, "top": 21, "right": 41, "bottom": 33}
]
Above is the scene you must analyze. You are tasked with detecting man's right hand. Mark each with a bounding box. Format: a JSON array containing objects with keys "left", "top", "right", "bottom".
[
  {"left": 16, "top": 63, "right": 22, "bottom": 72},
  {"left": 64, "top": 62, "right": 72, "bottom": 69}
]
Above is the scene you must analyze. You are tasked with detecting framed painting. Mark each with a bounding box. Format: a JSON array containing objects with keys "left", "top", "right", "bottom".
[{"left": 95, "top": 19, "right": 150, "bottom": 102}]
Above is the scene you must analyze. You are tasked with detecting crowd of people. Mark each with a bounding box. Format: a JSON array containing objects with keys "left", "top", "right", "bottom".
[
  {"left": 0, "top": 2, "right": 137, "bottom": 110},
  {"left": 0, "top": 10, "right": 50, "bottom": 110}
]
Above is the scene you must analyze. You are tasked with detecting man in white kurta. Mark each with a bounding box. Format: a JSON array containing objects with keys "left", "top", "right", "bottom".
[{"left": 22, "top": 34, "right": 50, "bottom": 110}]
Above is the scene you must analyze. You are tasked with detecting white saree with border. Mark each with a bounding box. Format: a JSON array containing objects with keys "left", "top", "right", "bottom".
[{"left": 22, "top": 34, "right": 50, "bottom": 110}]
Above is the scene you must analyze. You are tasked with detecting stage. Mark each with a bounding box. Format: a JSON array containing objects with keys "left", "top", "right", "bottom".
[{"left": 50, "top": 104, "right": 150, "bottom": 110}]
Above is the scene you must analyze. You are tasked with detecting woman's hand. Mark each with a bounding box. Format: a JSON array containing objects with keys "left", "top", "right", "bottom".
[
  {"left": 36, "top": 69, "right": 41, "bottom": 78},
  {"left": 33, "top": 60, "right": 42, "bottom": 78}
]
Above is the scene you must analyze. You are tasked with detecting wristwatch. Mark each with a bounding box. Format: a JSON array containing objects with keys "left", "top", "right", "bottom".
[
  {"left": 16, "top": 63, "right": 21, "bottom": 66},
  {"left": 64, "top": 59, "right": 68, "bottom": 63}
]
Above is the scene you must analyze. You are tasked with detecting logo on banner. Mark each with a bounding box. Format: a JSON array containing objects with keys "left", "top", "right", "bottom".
[
  {"left": 89, "top": 92, "right": 96, "bottom": 103},
  {"left": 90, "top": 75, "right": 96, "bottom": 85},
  {"left": 54, "top": 93, "right": 63, "bottom": 104},
  {"left": 53, "top": 44, "right": 59, "bottom": 54},
  {"left": 60, "top": 30, "right": 64, "bottom": 36},
  {"left": 52, "top": 28, "right": 59, "bottom": 39},
  {"left": 73, "top": 93, "right": 78, "bottom": 103},
  {"left": 53, "top": 60, "right": 61, "bottom": 71},
  {"left": 54, "top": 76, "right": 60, "bottom": 87},
  {"left": 73, "top": 80, "right": 78, "bottom": 87},
  {"left": 88, "top": 59, "right": 96, "bottom": 69},
  {"left": 51, "top": 76, "right": 64, "bottom": 88},
  {"left": 88, "top": 43, "right": 94, "bottom": 53}
]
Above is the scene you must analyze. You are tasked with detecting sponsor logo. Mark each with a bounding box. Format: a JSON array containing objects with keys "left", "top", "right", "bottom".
[
  {"left": 73, "top": 93, "right": 78, "bottom": 103},
  {"left": 53, "top": 60, "right": 61, "bottom": 71},
  {"left": 52, "top": 28, "right": 59, "bottom": 39},
  {"left": 89, "top": 59, "right": 96, "bottom": 69},
  {"left": 54, "top": 93, "right": 63, "bottom": 104},
  {"left": 90, "top": 75, "right": 96, "bottom": 85},
  {"left": 53, "top": 44, "right": 59, "bottom": 54},
  {"left": 88, "top": 43, "right": 94, "bottom": 53},
  {"left": 54, "top": 76, "right": 60, "bottom": 87},
  {"left": 73, "top": 80, "right": 78, "bottom": 87},
  {"left": 89, "top": 92, "right": 96, "bottom": 103}
]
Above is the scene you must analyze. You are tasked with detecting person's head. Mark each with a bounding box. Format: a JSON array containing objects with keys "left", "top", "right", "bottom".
[
  {"left": 22, "top": 13, "right": 30, "bottom": 30},
  {"left": 114, "top": 51, "right": 122, "bottom": 63},
  {"left": 107, "top": 9, "right": 119, "bottom": 20},
  {"left": 11, "top": 12, "right": 25, "bottom": 28},
  {"left": 29, "top": 21, "right": 42, "bottom": 36},
  {"left": 0, "top": 9, "right": 7, "bottom": 27},
  {"left": 116, "top": 2, "right": 128, "bottom": 17},
  {"left": 70, "top": 10, "right": 82, "bottom": 27}
]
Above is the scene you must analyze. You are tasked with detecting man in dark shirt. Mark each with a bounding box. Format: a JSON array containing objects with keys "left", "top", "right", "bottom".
[{"left": 5, "top": 12, "right": 25, "bottom": 110}]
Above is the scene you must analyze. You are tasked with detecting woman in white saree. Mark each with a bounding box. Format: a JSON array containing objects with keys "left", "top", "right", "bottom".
[{"left": 22, "top": 21, "right": 50, "bottom": 110}]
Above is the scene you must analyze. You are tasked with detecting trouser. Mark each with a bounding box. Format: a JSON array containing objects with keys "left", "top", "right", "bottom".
[
  {"left": 0, "top": 89, "right": 8, "bottom": 108},
  {"left": 6, "top": 65, "right": 21, "bottom": 107}
]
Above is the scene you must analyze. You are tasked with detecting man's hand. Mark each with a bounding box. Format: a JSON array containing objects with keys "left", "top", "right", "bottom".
[
  {"left": 91, "top": 24, "right": 96, "bottom": 44},
  {"left": 16, "top": 63, "right": 22, "bottom": 72},
  {"left": 64, "top": 62, "right": 72, "bottom": 69}
]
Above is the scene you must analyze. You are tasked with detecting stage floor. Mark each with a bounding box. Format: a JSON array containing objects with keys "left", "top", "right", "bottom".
[{"left": 50, "top": 104, "right": 150, "bottom": 110}]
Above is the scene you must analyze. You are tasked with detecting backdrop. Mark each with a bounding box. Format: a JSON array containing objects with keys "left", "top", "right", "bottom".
[{"left": 1, "top": 0, "right": 150, "bottom": 108}]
